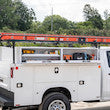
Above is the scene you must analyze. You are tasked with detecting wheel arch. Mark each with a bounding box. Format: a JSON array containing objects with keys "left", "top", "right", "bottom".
[{"left": 42, "top": 87, "right": 72, "bottom": 102}]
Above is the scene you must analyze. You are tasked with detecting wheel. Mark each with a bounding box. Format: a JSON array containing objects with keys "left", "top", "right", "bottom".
[{"left": 38, "top": 92, "right": 71, "bottom": 110}]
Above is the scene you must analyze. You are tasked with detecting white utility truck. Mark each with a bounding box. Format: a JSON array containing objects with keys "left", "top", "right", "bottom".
[
  {"left": 1, "top": 32, "right": 110, "bottom": 110},
  {"left": 0, "top": 46, "right": 110, "bottom": 110}
]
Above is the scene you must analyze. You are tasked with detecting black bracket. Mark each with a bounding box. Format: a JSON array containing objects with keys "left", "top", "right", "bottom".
[{"left": 92, "top": 41, "right": 100, "bottom": 48}]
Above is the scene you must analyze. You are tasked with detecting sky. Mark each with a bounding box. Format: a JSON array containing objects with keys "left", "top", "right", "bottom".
[{"left": 22, "top": 0, "right": 110, "bottom": 22}]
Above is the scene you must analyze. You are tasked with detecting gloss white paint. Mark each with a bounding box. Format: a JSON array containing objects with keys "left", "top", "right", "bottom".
[{"left": 0, "top": 47, "right": 109, "bottom": 107}]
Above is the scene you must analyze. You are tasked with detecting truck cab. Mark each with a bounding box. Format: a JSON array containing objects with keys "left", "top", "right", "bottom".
[{"left": 100, "top": 47, "right": 110, "bottom": 101}]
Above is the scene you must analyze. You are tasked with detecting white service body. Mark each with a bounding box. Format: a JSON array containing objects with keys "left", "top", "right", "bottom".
[{"left": 0, "top": 46, "right": 110, "bottom": 107}]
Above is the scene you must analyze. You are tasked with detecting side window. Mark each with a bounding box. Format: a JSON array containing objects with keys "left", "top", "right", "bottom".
[{"left": 107, "top": 51, "right": 110, "bottom": 67}]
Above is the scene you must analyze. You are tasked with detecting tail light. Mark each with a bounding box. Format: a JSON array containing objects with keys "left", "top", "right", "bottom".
[
  {"left": 10, "top": 67, "right": 14, "bottom": 78},
  {"left": 98, "top": 65, "right": 101, "bottom": 68}
]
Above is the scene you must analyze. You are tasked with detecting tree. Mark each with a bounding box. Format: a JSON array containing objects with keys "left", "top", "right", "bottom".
[
  {"left": 83, "top": 4, "right": 103, "bottom": 29},
  {"left": 76, "top": 21, "right": 93, "bottom": 29},
  {"left": 27, "top": 21, "right": 46, "bottom": 34},
  {"left": 104, "top": 10, "right": 110, "bottom": 30},
  {"left": 0, "top": 0, "right": 36, "bottom": 31},
  {"left": 0, "top": 0, "right": 16, "bottom": 29},
  {"left": 13, "top": 0, "right": 36, "bottom": 31},
  {"left": 42, "top": 15, "right": 74, "bottom": 32}
]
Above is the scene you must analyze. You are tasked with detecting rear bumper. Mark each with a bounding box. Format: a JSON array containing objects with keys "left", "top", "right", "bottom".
[{"left": 0, "top": 87, "right": 14, "bottom": 107}]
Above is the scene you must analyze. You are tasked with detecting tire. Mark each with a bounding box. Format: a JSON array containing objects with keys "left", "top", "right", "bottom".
[
  {"left": 2, "top": 107, "right": 11, "bottom": 110},
  {"left": 38, "top": 92, "right": 71, "bottom": 110}
]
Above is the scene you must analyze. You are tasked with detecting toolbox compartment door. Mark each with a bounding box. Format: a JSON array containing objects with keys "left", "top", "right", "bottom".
[{"left": 78, "top": 63, "right": 101, "bottom": 101}]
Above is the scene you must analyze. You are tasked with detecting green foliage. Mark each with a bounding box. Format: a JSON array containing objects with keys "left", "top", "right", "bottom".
[
  {"left": 14, "top": 0, "right": 36, "bottom": 31},
  {"left": 42, "top": 15, "right": 75, "bottom": 32},
  {"left": 0, "top": 26, "right": 24, "bottom": 33},
  {"left": 76, "top": 21, "right": 93, "bottom": 29},
  {"left": 15, "top": 42, "right": 70, "bottom": 47},
  {"left": 0, "top": 0, "right": 15, "bottom": 29},
  {"left": 0, "top": 0, "right": 36, "bottom": 31},
  {"left": 103, "top": 10, "right": 110, "bottom": 30},
  {"left": 83, "top": 4, "right": 103, "bottom": 29},
  {"left": 26, "top": 21, "right": 46, "bottom": 34}
]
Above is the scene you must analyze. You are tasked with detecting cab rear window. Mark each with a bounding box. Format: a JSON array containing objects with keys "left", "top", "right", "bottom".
[{"left": 107, "top": 51, "right": 110, "bottom": 67}]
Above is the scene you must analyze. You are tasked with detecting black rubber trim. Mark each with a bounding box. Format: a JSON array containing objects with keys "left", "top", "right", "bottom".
[{"left": 0, "top": 87, "right": 14, "bottom": 107}]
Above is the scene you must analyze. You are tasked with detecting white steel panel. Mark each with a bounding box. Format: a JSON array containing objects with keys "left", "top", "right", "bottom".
[
  {"left": 78, "top": 65, "right": 101, "bottom": 101},
  {"left": 13, "top": 65, "right": 34, "bottom": 106},
  {"left": 100, "top": 49, "right": 110, "bottom": 100}
]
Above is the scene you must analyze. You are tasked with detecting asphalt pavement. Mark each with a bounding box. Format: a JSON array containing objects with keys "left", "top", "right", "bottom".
[
  {"left": 71, "top": 101, "right": 110, "bottom": 110},
  {"left": 1, "top": 101, "right": 110, "bottom": 110}
]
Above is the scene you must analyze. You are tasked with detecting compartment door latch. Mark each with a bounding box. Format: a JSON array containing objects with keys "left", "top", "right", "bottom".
[{"left": 79, "top": 80, "right": 85, "bottom": 85}]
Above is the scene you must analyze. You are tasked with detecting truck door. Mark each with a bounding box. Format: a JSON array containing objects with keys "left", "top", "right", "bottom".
[{"left": 101, "top": 49, "right": 110, "bottom": 100}]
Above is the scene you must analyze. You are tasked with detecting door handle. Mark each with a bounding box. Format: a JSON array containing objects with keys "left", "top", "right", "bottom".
[{"left": 108, "top": 73, "right": 110, "bottom": 75}]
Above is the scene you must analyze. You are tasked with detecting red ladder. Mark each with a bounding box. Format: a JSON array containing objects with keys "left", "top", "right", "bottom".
[{"left": 0, "top": 32, "right": 110, "bottom": 44}]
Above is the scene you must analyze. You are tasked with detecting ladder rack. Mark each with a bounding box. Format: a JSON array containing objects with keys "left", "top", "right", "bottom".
[
  {"left": 0, "top": 32, "right": 110, "bottom": 64},
  {"left": 0, "top": 32, "right": 110, "bottom": 44}
]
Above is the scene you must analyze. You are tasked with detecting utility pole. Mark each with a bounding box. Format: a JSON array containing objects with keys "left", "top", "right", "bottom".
[{"left": 51, "top": 7, "right": 53, "bottom": 31}]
